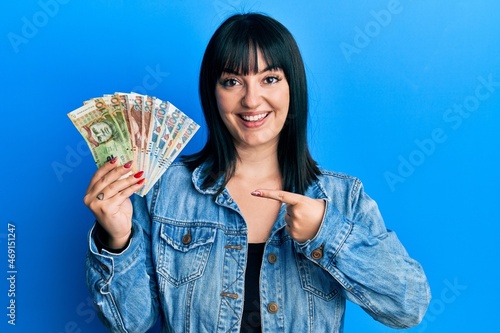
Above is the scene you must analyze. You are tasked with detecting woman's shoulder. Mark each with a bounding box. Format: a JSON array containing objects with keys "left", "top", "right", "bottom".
[
  {"left": 147, "top": 162, "right": 199, "bottom": 200},
  {"left": 165, "top": 161, "right": 192, "bottom": 173},
  {"left": 158, "top": 161, "right": 218, "bottom": 194},
  {"left": 160, "top": 161, "right": 195, "bottom": 182},
  {"left": 314, "top": 166, "right": 364, "bottom": 198},
  {"left": 317, "top": 166, "right": 361, "bottom": 184}
]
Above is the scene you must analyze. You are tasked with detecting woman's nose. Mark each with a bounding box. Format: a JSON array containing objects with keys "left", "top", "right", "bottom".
[{"left": 241, "top": 82, "right": 262, "bottom": 109}]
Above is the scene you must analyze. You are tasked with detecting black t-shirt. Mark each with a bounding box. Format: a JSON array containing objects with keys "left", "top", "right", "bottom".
[{"left": 241, "top": 243, "right": 265, "bottom": 333}]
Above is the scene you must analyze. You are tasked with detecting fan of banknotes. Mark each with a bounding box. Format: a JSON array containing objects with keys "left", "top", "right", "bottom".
[{"left": 67, "top": 92, "right": 200, "bottom": 196}]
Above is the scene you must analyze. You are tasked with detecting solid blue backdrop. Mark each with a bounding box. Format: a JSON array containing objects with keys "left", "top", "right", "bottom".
[{"left": 1, "top": 0, "right": 499, "bottom": 332}]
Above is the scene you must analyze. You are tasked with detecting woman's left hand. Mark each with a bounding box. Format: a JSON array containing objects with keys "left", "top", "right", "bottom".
[{"left": 251, "top": 189, "right": 326, "bottom": 243}]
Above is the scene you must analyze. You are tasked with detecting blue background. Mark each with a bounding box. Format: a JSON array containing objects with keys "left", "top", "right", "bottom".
[{"left": 1, "top": 0, "right": 499, "bottom": 332}]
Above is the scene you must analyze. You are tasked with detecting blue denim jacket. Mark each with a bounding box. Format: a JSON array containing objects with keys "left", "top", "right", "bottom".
[{"left": 86, "top": 162, "right": 431, "bottom": 333}]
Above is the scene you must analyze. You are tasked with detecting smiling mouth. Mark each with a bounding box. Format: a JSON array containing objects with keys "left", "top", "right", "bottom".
[{"left": 239, "top": 113, "right": 270, "bottom": 122}]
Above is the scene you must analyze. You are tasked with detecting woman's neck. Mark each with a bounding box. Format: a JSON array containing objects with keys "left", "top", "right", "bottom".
[{"left": 233, "top": 142, "right": 280, "bottom": 180}]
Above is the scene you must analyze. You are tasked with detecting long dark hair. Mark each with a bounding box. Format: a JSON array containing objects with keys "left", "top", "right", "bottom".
[{"left": 183, "top": 13, "right": 320, "bottom": 195}]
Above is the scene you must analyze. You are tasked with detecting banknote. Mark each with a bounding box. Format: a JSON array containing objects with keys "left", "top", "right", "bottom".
[
  {"left": 68, "top": 92, "right": 199, "bottom": 196},
  {"left": 146, "top": 107, "right": 187, "bottom": 182},
  {"left": 99, "top": 96, "right": 134, "bottom": 162},
  {"left": 140, "top": 119, "right": 200, "bottom": 195},
  {"left": 67, "top": 102, "right": 132, "bottom": 168},
  {"left": 126, "top": 93, "right": 145, "bottom": 170},
  {"left": 143, "top": 98, "right": 168, "bottom": 179}
]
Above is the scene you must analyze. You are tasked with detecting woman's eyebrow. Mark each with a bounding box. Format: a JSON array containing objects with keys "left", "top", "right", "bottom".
[
  {"left": 221, "top": 65, "right": 281, "bottom": 76},
  {"left": 221, "top": 68, "right": 240, "bottom": 75}
]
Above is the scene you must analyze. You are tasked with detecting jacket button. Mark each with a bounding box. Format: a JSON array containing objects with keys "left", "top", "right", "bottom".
[
  {"left": 100, "top": 263, "right": 110, "bottom": 273},
  {"left": 182, "top": 233, "right": 192, "bottom": 245},
  {"left": 267, "top": 302, "right": 279, "bottom": 314},
  {"left": 311, "top": 248, "right": 323, "bottom": 260},
  {"left": 267, "top": 253, "right": 278, "bottom": 264}
]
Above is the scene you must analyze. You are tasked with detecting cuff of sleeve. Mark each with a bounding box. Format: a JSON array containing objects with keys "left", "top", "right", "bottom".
[
  {"left": 296, "top": 200, "right": 353, "bottom": 268},
  {"left": 88, "top": 221, "right": 143, "bottom": 276}
]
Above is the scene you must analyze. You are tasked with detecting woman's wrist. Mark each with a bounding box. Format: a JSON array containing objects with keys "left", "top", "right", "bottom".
[{"left": 107, "top": 230, "right": 132, "bottom": 250}]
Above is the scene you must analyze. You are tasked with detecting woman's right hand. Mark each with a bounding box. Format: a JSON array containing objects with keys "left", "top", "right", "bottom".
[{"left": 83, "top": 157, "right": 145, "bottom": 250}]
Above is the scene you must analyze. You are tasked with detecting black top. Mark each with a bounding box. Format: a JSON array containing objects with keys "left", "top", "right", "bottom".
[{"left": 241, "top": 243, "right": 265, "bottom": 333}]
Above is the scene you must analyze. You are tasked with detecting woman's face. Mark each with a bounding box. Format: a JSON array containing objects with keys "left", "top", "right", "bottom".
[{"left": 215, "top": 50, "right": 290, "bottom": 151}]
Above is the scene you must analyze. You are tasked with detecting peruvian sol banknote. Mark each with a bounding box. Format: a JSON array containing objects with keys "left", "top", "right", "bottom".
[{"left": 68, "top": 92, "right": 200, "bottom": 196}]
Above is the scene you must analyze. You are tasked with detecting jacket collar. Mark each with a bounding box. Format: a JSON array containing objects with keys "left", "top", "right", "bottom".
[
  {"left": 191, "top": 161, "right": 225, "bottom": 195},
  {"left": 192, "top": 161, "right": 331, "bottom": 201}
]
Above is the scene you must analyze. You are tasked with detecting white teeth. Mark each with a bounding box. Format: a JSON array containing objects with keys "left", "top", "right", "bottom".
[{"left": 241, "top": 113, "right": 267, "bottom": 122}]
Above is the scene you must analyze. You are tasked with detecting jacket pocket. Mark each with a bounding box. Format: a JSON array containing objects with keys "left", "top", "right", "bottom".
[
  {"left": 295, "top": 252, "right": 340, "bottom": 301},
  {"left": 157, "top": 223, "right": 216, "bottom": 287}
]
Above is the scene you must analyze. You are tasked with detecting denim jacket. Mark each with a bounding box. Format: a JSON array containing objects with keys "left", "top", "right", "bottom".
[{"left": 86, "top": 162, "right": 431, "bottom": 333}]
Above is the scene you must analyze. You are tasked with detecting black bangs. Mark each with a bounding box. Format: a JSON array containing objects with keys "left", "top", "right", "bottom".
[{"left": 213, "top": 15, "right": 288, "bottom": 77}]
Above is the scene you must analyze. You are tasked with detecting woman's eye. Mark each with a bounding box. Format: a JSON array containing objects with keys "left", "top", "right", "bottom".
[
  {"left": 222, "top": 78, "right": 239, "bottom": 87},
  {"left": 264, "top": 76, "right": 281, "bottom": 84}
]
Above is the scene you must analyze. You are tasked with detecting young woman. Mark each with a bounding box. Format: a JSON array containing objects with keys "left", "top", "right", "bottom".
[{"left": 84, "top": 13, "right": 430, "bottom": 333}]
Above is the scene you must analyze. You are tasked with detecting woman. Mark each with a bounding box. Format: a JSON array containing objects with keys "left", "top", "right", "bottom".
[{"left": 84, "top": 13, "right": 431, "bottom": 333}]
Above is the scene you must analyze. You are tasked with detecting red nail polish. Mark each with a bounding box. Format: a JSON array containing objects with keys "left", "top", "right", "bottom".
[
  {"left": 110, "top": 157, "right": 118, "bottom": 164},
  {"left": 134, "top": 171, "right": 144, "bottom": 179},
  {"left": 137, "top": 178, "right": 145, "bottom": 185},
  {"left": 124, "top": 161, "right": 133, "bottom": 169},
  {"left": 251, "top": 191, "right": 262, "bottom": 197}
]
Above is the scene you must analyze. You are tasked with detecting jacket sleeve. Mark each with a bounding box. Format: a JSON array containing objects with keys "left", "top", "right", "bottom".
[
  {"left": 85, "top": 195, "right": 159, "bottom": 333},
  {"left": 296, "top": 179, "right": 431, "bottom": 328}
]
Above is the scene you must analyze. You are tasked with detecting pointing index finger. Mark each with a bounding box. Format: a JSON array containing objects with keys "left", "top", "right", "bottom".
[{"left": 251, "top": 189, "right": 301, "bottom": 205}]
